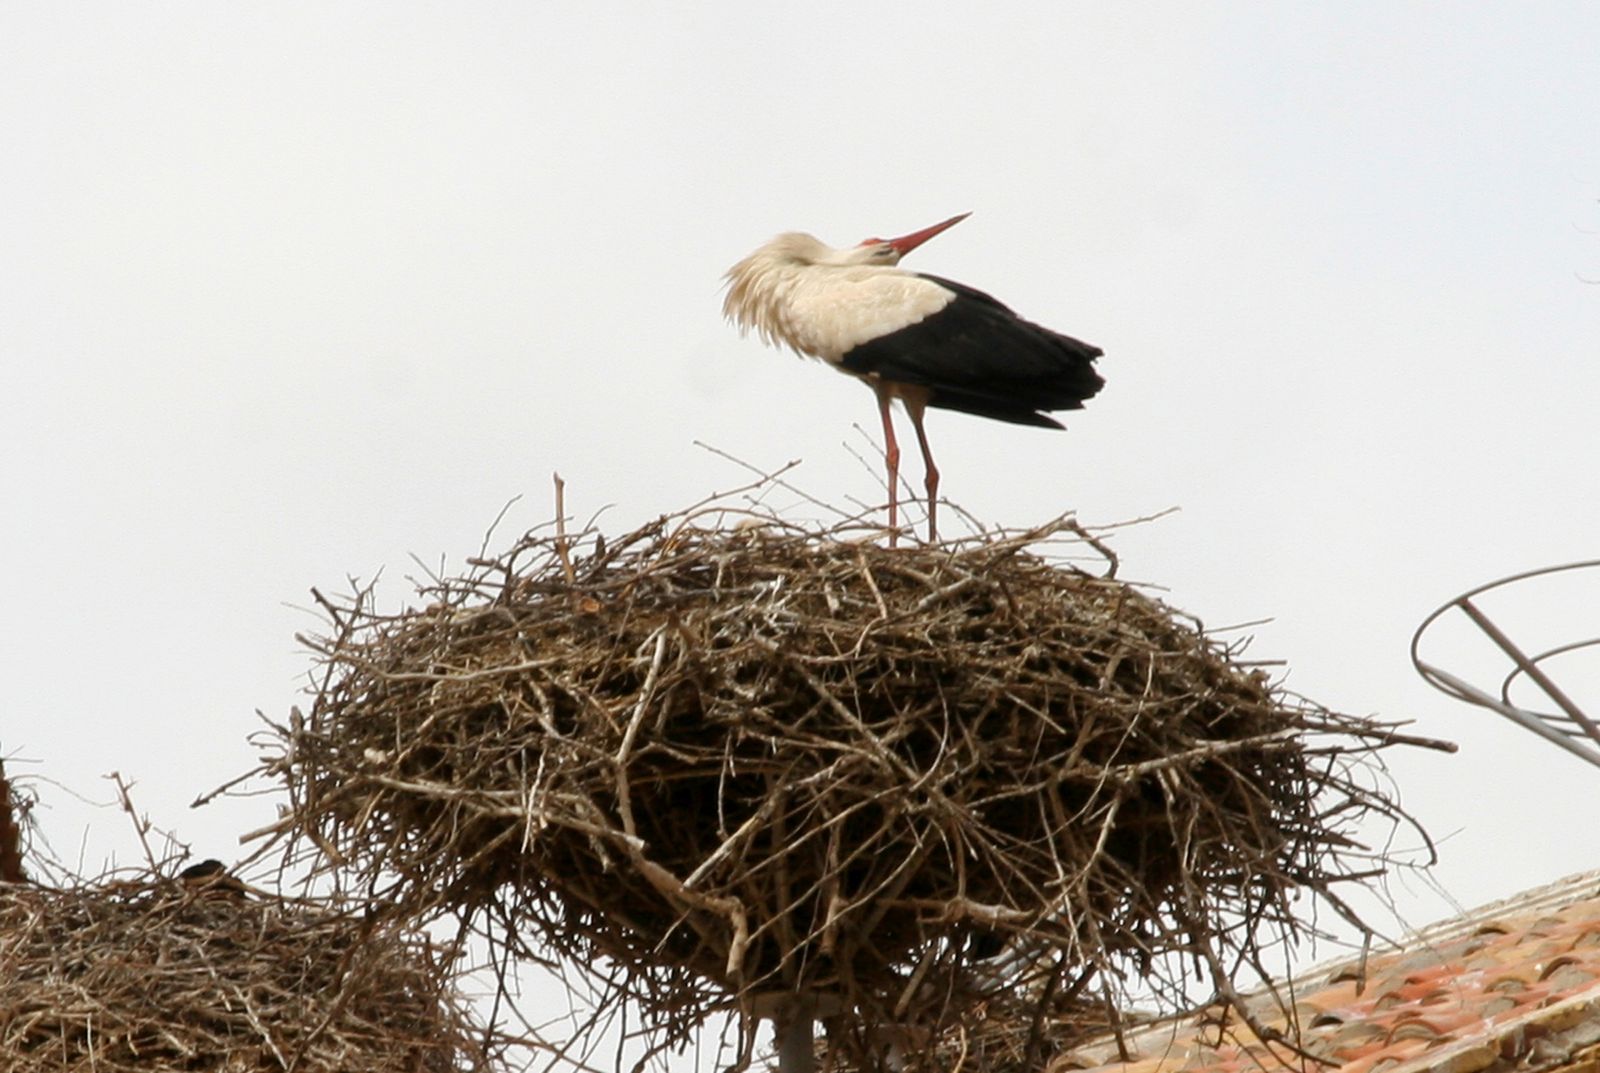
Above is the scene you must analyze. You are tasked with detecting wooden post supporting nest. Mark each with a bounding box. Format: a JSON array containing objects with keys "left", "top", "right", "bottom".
[{"left": 773, "top": 995, "right": 816, "bottom": 1073}]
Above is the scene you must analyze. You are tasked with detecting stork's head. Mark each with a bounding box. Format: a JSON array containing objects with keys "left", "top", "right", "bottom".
[
  {"left": 722, "top": 211, "right": 971, "bottom": 351},
  {"left": 851, "top": 211, "right": 971, "bottom": 265}
]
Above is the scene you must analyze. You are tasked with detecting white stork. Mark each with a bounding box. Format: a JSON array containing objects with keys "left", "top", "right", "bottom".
[{"left": 722, "top": 212, "right": 1103, "bottom": 545}]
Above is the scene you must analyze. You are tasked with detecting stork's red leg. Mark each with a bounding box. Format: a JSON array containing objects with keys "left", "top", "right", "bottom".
[
  {"left": 874, "top": 384, "right": 901, "bottom": 547},
  {"left": 906, "top": 399, "right": 940, "bottom": 542}
]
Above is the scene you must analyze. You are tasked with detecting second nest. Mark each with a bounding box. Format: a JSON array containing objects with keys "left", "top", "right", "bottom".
[{"left": 267, "top": 507, "right": 1439, "bottom": 1045}]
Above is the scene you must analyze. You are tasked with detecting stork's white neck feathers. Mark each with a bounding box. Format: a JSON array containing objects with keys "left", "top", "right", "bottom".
[{"left": 721, "top": 232, "right": 950, "bottom": 363}]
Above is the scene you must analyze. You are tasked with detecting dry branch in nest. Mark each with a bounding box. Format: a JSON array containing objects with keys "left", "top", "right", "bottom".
[
  {"left": 252, "top": 488, "right": 1450, "bottom": 1069},
  {"left": 0, "top": 871, "right": 489, "bottom": 1072}
]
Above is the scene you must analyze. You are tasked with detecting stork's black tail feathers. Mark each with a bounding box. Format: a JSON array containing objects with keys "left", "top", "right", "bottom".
[{"left": 838, "top": 273, "right": 1104, "bottom": 428}]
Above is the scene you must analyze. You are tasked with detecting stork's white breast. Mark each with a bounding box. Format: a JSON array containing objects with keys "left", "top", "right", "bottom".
[{"left": 783, "top": 269, "right": 955, "bottom": 364}]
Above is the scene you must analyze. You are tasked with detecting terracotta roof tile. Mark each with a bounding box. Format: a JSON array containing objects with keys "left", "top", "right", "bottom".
[{"left": 1061, "top": 871, "right": 1600, "bottom": 1073}]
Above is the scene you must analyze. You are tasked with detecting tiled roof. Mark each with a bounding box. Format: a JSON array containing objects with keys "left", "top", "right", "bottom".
[{"left": 1058, "top": 871, "right": 1600, "bottom": 1073}]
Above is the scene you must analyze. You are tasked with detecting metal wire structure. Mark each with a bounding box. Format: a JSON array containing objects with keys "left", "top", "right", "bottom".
[{"left": 1412, "top": 560, "right": 1600, "bottom": 770}]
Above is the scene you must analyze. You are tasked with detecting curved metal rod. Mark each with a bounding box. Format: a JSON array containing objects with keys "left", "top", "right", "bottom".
[
  {"left": 1413, "top": 660, "right": 1600, "bottom": 769},
  {"left": 1500, "top": 635, "right": 1600, "bottom": 718},
  {"left": 1409, "top": 559, "right": 1600, "bottom": 674},
  {"left": 1411, "top": 559, "right": 1600, "bottom": 765}
]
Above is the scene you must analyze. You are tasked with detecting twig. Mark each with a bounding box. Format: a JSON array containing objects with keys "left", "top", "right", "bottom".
[{"left": 554, "top": 472, "right": 577, "bottom": 586}]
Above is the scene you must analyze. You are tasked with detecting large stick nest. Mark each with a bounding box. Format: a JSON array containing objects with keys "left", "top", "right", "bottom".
[
  {"left": 255, "top": 495, "right": 1444, "bottom": 1063},
  {"left": 0, "top": 872, "right": 488, "bottom": 1072}
]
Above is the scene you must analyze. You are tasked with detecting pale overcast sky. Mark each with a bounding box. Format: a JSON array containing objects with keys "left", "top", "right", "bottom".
[{"left": 4, "top": 2, "right": 1599, "bottom": 1065}]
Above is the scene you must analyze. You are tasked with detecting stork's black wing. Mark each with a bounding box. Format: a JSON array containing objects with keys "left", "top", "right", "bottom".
[{"left": 838, "top": 275, "right": 1104, "bottom": 428}]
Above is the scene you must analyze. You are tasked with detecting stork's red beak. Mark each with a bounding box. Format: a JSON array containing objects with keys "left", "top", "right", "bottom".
[{"left": 866, "top": 212, "right": 971, "bottom": 256}]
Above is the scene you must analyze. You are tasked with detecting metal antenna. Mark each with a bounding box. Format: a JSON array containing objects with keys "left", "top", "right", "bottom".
[{"left": 1412, "top": 560, "right": 1600, "bottom": 770}]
